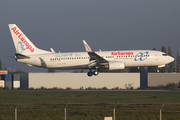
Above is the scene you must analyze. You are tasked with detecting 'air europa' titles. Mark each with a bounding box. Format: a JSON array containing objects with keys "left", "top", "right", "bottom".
[
  {"left": 11, "top": 27, "right": 34, "bottom": 52},
  {"left": 111, "top": 52, "right": 133, "bottom": 56}
]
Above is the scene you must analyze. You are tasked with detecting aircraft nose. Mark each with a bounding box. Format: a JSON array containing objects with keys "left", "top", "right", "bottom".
[{"left": 168, "top": 56, "right": 174, "bottom": 63}]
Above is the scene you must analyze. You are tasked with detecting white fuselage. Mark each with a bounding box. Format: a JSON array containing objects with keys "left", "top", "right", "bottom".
[
  {"left": 17, "top": 50, "right": 174, "bottom": 70},
  {"left": 9, "top": 24, "right": 175, "bottom": 76}
]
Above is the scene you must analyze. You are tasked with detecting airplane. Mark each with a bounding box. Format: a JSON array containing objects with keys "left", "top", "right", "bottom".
[{"left": 9, "top": 24, "right": 174, "bottom": 76}]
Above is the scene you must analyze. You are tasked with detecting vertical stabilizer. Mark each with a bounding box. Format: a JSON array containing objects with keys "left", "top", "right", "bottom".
[{"left": 9, "top": 24, "right": 50, "bottom": 55}]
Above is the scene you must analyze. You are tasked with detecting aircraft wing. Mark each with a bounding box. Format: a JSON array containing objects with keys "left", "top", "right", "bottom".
[{"left": 83, "top": 40, "right": 108, "bottom": 67}]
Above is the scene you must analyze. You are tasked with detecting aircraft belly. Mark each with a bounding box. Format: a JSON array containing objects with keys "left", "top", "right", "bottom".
[
  {"left": 56, "top": 65, "right": 89, "bottom": 70},
  {"left": 47, "top": 60, "right": 89, "bottom": 69},
  {"left": 125, "top": 59, "right": 151, "bottom": 67},
  {"left": 17, "top": 57, "right": 41, "bottom": 67}
]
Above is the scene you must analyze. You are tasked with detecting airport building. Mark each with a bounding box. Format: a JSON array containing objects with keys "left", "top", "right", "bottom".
[{"left": 0, "top": 72, "right": 180, "bottom": 89}]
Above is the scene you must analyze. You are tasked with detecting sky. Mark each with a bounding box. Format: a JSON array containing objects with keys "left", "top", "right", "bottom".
[{"left": 0, "top": 0, "right": 180, "bottom": 72}]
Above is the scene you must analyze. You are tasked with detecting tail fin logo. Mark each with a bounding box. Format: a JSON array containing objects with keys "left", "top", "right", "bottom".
[{"left": 11, "top": 27, "right": 34, "bottom": 53}]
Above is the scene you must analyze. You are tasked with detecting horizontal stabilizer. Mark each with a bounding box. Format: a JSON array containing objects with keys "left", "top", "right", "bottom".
[{"left": 15, "top": 53, "right": 30, "bottom": 59}]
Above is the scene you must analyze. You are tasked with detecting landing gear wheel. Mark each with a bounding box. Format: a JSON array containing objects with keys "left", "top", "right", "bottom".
[
  {"left": 87, "top": 71, "right": 93, "bottom": 77},
  {"left": 93, "top": 71, "right": 99, "bottom": 76}
]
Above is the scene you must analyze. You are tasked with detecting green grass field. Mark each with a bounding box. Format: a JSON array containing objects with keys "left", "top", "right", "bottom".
[{"left": 0, "top": 90, "right": 180, "bottom": 120}]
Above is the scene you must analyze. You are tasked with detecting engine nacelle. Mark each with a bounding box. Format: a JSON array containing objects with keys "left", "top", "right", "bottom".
[{"left": 109, "top": 61, "right": 125, "bottom": 70}]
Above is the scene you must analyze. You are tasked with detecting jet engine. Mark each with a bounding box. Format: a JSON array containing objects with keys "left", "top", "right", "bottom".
[{"left": 108, "top": 61, "right": 125, "bottom": 70}]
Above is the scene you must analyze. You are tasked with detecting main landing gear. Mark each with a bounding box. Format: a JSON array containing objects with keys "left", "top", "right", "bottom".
[{"left": 87, "top": 69, "right": 99, "bottom": 77}]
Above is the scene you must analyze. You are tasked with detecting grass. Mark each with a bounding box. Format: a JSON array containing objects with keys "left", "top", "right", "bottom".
[{"left": 0, "top": 90, "right": 180, "bottom": 120}]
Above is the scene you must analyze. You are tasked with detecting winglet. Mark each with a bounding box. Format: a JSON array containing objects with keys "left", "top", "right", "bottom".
[
  {"left": 50, "top": 48, "right": 56, "bottom": 53},
  {"left": 83, "top": 40, "right": 92, "bottom": 52}
]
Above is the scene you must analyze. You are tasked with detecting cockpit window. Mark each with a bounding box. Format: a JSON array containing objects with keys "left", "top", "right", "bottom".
[{"left": 162, "top": 54, "right": 168, "bottom": 56}]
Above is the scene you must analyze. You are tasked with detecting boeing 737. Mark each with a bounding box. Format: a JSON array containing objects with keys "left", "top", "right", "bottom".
[{"left": 9, "top": 24, "right": 174, "bottom": 76}]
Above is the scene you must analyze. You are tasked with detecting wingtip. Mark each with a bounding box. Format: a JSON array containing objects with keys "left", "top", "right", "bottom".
[{"left": 82, "top": 40, "right": 86, "bottom": 43}]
